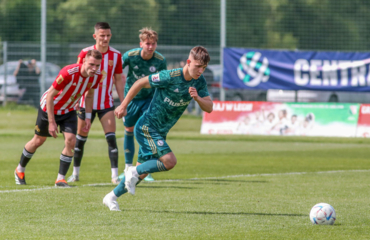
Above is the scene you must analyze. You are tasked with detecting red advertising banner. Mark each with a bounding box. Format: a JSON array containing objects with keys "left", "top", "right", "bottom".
[{"left": 201, "top": 101, "right": 370, "bottom": 137}]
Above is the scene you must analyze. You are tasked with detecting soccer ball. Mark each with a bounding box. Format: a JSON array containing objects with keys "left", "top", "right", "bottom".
[{"left": 309, "top": 203, "right": 336, "bottom": 225}]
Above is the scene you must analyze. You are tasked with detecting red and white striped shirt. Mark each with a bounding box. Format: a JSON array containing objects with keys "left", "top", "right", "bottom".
[
  {"left": 40, "top": 64, "right": 102, "bottom": 115},
  {"left": 77, "top": 45, "right": 123, "bottom": 110}
]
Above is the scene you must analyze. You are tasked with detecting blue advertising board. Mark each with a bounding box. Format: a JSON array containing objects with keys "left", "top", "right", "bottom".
[{"left": 223, "top": 48, "right": 370, "bottom": 92}]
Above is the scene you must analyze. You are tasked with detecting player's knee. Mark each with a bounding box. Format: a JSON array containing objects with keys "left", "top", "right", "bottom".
[
  {"left": 32, "top": 136, "right": 46, "bottom": 148},
  {"left": 161, "top": 154, "right": 177, "bottom": 170},
  {"left": 125, "top": 126, "right": 134, "bottom": 132},
  {"left": 65, "top": 137, "right": 76, "bottom": 149}
]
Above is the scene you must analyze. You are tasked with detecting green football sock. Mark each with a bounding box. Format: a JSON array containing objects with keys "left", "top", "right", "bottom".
[{"left": 136, "top": 159, "right": 167, "bottom": 175}]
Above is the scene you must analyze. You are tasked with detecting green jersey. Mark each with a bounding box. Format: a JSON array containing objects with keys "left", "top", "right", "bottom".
[
  {"left": 122, "top": 48, "right": 167, "bottom": 100},
  {"left": 144, "top": 68, "right": 209, "bottom": 135}
]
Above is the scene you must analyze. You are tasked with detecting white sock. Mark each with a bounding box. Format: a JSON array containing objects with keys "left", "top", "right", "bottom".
[
  {"left": 73, "top": 166, "right": 80, "bottom": 176},
  {"left": 111, "top": 168, "right": 118, "bottom": 178},
  {"left": 125, "top": 164, "right": 132, "bottom": 172},
  {"left": 17, "top": 164, "right": 25, "bottom": 173},
  {"left": 57, "top": 173, "right": 65, "bottom": 181},
  {"left": 107, "top": 190, "right": 118, "bottom": 201}
]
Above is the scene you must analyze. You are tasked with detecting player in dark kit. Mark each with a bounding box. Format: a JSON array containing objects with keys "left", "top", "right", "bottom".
[
  {"left": 103, "top": 46, "right": 213, "bottom": 211},
  {"left": 14, "top": 49, "right": 103, "bottom": 187},
  {"left": 119, "top": 27, "right": 167, "bottom": 182}
]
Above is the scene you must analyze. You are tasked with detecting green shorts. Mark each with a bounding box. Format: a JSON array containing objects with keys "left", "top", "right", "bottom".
[
  {"left": 134, "top": 115, "right": 172, "bottom": 163},
  {"left": 123, "top": 98, "right": 151, "bottom": 128}
]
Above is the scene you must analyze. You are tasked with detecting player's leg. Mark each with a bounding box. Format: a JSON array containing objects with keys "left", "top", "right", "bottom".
[
  {"left": 15, "top": 107, "right": 48, "bottom": 185},
  {"left": 124, "top": 118, "right": 173, "bottom": 194},
  {"left": 99, "top": 109, "right": 120, "bottom": 184},
  {"left": 56, "top": 111, "right": 77, "bottom": 187},
  {"left": 103, "top": 161, "right": 147, "bottom": 211},
  {"left": 68, "top": 108, "right": 95, "bottom": 182}
]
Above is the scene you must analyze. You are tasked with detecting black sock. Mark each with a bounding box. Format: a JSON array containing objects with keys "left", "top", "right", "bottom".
[
  {"left": 105, "top": 132, "right": 118, "bottom": 168},
  {"left": 20, "top": 148, "right": 35, "bottom": 167},
  {"left": 73, "top": 135, "right": 87, "bottom": 167},
  {"left": 59, "top": 154, "right": 73, "bottom": 176}
]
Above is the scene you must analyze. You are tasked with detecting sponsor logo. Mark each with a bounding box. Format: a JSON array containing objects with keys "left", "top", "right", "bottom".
[
  {"left": 108, "top": 60, "right": 114, "bottom": 68},
  {"left": 134, "top": 65, "right": 139, "bottom": 69},
  {"left": 164, "top": 97, "right": 190, "bottom": 107},
  {"left": 157, "top": 140, "right": 164, "bottom": 146},
  {"left": 56, "top": 75, "right": 64, "bottom": 84},
  {"left": 149, "top": 66, "right": 156, "bottom": 72},
  {"left": 101, "top": 70, "right": 107, "bottom": 82},
  {"left": 174, "top": 88, "right": 179, "bottom": 93},
  {"left": 152, "top": 73, "right": 160, "bottom": 82},
  {"left": 72, "top": 82, "right": 77, "bottom": 86},
  {"left": 35, "top": 125, "right": 40, "bottom": 133},
  {"left": 111, "top": 148, "right": 118, "bottom": 153},
  {"left": 74, "top": 148, "right": 81, "bottom": 152},
  {"left": 237, "top": 51, "right": 270, "bottom": 87}
]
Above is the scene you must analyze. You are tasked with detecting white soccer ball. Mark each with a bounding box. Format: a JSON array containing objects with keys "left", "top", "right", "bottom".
[{"left": 309, "top": 203, "right": 336, "bottom": 225}]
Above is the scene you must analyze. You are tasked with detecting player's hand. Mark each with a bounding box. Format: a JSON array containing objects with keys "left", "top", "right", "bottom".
[
  {"left": 83, "top": 118, "right": 91, "bottom": 132},
  {"left": 189, "top": 87, "right": 199, "bottom": 100},
  {"left": 114, "top": 105, "right": 127, "bottom": 119},
  {"left": 48, "top": 120, "right": 58, "bottom": 138}
]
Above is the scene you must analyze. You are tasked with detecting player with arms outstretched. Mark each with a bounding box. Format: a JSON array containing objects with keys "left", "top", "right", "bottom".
[
  {"left": 14, "top": 50, "right": 103, "bottom": 187},
  {"left": 119, "top": 27, "right": 167, "bottom": 182},
  {"left": 67, "top": 22, "right": 124, "bottom": 184},
  {"left": 103, "top": 46, "right": 213, "bottom": 210}
]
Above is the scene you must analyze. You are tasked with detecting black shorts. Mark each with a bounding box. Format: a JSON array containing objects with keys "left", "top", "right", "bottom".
[
  {"left": 34, "top": 107, "right": 77, "bottom": 137},
  {"left": 77, "top": 106, "right": 115, "bottom": 123}
]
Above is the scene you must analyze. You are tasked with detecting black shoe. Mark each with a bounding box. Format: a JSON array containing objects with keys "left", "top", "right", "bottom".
[{"left": 14, "top": 169, "right": 26, "bottom": 185}]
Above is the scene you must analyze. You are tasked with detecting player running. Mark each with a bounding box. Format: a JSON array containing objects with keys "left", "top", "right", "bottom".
[
  {"left": 67, "top": 22, "right": 124, "bottom": 184},
  {"left": 119, "top": 27, "right": 167, "bottom": 182},
  {"left": 103, "top": 46, "right": 213, "bottom": 210},
  {"left": 14, "top": 50, "right": 103, "bottom": 187}
]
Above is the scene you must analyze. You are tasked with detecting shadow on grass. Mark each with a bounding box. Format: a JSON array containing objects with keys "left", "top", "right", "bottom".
[{"left": 126, "top": 209, "right": 306, "bottom": 217}]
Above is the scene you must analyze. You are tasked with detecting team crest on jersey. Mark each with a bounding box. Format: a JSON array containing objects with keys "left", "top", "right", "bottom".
[
  {"left": 34, "top": 125, "right": 40, "bottom": 133},
  {"left": 157, "top": 140, "right": 164, "bottom": 146},
  {"left": 108, "top": 60, "right": 114, "bottom": 69},
  {"left": 149, "top": 66, "right": 156, "bottom": 72},
  {"left": 152, "top": 73, "right": 160, "bottom": 82},
  {"left": 56, "top": 75, "right": 64, "bottom": 84},
  {"left": 70, "top": 93, "right": 81, "bottom": 102}
]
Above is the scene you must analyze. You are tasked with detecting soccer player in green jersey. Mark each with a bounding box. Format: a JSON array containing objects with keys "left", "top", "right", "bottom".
[
  {"left": 120, "top": 27, "right": 167, "bottom": 182},
  {"left": 103, "top": 46, "right": 213, "bottom": 211}
]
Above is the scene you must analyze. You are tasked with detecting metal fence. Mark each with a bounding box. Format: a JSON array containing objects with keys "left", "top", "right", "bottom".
[{"left": 1, "top": 0, "right": 370, "bottom": 107}]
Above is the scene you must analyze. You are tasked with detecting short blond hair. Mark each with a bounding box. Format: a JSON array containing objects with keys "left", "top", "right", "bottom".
[{"left": 139, "top": 27, "right": 158, "bottom": 42}]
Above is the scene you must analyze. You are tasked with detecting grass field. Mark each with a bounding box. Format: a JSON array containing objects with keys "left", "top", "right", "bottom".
[{"left": 1, "top": 106, "right": 370, "bottom": 239}]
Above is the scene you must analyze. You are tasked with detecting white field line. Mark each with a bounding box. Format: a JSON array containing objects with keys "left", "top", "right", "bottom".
[{"left": 1, "top": 169, "right": 369, "bottom": 193}]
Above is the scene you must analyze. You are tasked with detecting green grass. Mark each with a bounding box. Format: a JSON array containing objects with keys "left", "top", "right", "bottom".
[{"left": 0, "top": 108, "right": 370, "bottom": 239}]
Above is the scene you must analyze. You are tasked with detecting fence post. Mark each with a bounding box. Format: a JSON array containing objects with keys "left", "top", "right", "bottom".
[{"left": 2, "top": 41, "right": 7, "bottom": 107}]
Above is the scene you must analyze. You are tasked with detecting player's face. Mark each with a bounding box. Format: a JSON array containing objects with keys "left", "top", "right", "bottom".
[
  {"left": 188, "top": 58, "right": 207, "bottom": 79},
  {"left": 83, "top": 56, "right": 101, "bottom": 77},
  {"left": 140, "top": 38, "right": 157, "bottom": 56},
  {"left": 93, "top": 29, "right": 112, "bottom": 48}
]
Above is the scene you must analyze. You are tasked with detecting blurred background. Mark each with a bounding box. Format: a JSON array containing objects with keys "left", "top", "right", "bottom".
[{"left": 1, "top": 0, "right": 370, "bottom": 109}]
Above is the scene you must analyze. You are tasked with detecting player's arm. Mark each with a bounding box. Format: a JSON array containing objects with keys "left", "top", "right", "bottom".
[
  {"left": 114, "top": 73, "right": 124, "bottom": 102},
  {"left": 46, "top": 86, "right": 60, "bottom": 138},
  {"left": 83, "top": 88, "right": 94, "bottom": 132},
  {"left": 114, "top": 76, "right": 151, "bottom": 119},
  {"left": 189, "top": 87, "right": 213, "bottom": 113}
]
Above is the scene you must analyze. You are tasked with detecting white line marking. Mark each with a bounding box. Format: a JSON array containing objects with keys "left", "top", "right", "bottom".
[{"left": 2, "top": 169, "right": 369, "bottom": 193}]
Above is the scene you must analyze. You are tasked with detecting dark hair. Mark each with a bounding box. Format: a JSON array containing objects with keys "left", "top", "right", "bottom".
[
  {"left": 94, "top": 22, "right": 111, "bottom": 31},
  {"left": 190, "top": 46, "right": 210, "bottom": 65},
  {"left": 86, "top": 49, "right": 102, "bottom": 60}
]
